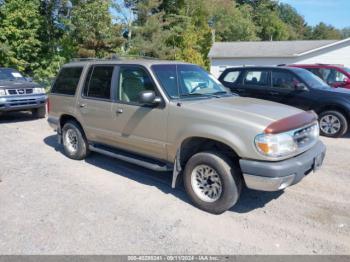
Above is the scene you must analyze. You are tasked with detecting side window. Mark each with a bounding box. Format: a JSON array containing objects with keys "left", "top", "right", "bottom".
[
  {"left": 318, "top": 68, "right": 344, "bottom": 84},
  {"left": 306, "top": 68, "right": 323, "bottom": 80},
  {"left": 335, "top": 70, "right": 347, "bottom": 82},
  {"left": 51, "top": 67, "right": 83, "bottom": 95},
  {"left": 271, "top": 71, "right": 299, "bottom": 90},
  {"left": 222, "top": 71, "right": 241, "bottom": 84},
  {"left": 118, "top": 67, "right": 156, "bottom": 103},
  {"left": 244, "top": 70, "right": 269, "bottom": 86},
  {"left": 83, "top": 66, "right": 114, "bottom": 100}
]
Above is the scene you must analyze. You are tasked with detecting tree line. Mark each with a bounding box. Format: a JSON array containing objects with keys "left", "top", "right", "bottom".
[{"left": 0, "top": 0, "right": 349, "bottom": 85}]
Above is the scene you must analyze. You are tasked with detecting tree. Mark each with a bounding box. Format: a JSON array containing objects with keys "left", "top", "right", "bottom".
[
  {"left": 277, "top": 3, "right": 307, "bottom": 40},
  {"left": 206, "top": 0, "right": 258, "bottom": 42},
  {"left": 254, "top": 1, "right": 290, "bottom": 41},
  {"left": 0, "top": 0, "right": 43, "bottom": 73},
  {"left": 341, "top": 27, "right": 350, "bottom": 39},
  {"left": 70, "top": 0, "right": 124, "bottom": 58},
  {"left": 311, "top": 23, "right": 342, "bottom": 40}
]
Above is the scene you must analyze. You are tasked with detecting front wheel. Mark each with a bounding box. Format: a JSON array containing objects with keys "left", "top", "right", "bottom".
[
  {"left": 183, "top": 151, "right": 242, "bottom": 214},
  {"left": 319, "top": 110, "right": 348, "bottom": 138}
]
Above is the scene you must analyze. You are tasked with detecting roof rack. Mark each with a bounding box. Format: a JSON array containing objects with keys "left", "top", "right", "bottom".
[{"left": 71, "top": 55, "right": 161, "bottom": 62}]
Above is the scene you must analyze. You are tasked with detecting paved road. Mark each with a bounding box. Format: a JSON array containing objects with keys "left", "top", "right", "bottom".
[{"left": 0, "top": 112, "right": 349, "bottom": 254}]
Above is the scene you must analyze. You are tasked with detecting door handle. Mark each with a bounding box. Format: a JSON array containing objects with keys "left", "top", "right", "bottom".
[
  {"left": 116, "top": 108, "right": 123, "bottom": 114},
  {"left": 269, "top": 91, "right": 279, "bottom": 95},
  {"left": 79, "top": 103, "right": 86, "bottom": 108}
]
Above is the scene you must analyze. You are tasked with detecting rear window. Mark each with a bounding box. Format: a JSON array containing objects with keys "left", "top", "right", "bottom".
[
  {"left": 222, "top": 71, "right": 241, "bottom": 84},
  {"left": 51, "top": 67, "right": 83, "bottom": 95}
]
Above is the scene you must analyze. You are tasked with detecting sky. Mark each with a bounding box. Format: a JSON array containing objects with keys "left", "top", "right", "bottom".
[{"left": 279, "top": 0, "right": 349, "bottom": 29}]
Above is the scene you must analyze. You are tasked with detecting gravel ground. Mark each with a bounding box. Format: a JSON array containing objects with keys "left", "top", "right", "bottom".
[{"left": 0, "top": 112, "right": 350, "bottom": 255}]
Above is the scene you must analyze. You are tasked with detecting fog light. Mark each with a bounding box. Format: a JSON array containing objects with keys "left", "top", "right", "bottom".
[{"left": 278, "top": 174, "right": 295, "bottom": 190}]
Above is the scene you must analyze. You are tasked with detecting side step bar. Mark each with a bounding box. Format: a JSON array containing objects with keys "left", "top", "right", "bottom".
[{"left": 89, "top": 145, "right": 173, "bottom": 172}]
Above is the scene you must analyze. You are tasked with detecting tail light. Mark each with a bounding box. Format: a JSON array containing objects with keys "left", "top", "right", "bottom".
[{"left": 47, "top": 98, "right": 50, "bottom": 113}]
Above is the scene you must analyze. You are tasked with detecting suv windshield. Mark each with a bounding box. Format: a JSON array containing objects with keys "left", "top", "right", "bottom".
[
  {"left": 152, "top": 64, "right": 229, "bottom": 99},
  {"left": 0, "top": 68, "right": 25, "bottom": 81},
  {"left": 296, "top": 69, "right": 330, "bottom": 89}
]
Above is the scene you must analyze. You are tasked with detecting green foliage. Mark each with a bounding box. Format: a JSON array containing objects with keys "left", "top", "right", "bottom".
[
  {"left": 310, "top": 23, "right": 342, "bottom": 40},
  {"left": 206, "top": 0, "right": 258, "bottom": 42},
  {"left": 70, "top": 0, "right": 124, "bottom": 58},
  {"left": 0, "top": 0, "right": 43, "bottom": 72}
]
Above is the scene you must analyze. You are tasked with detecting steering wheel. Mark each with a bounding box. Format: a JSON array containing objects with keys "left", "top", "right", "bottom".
[{"left": 190, "top": 82, "right": 208, "bottom": 94}]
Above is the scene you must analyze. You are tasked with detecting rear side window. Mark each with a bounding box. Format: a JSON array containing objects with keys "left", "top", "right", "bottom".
[
  {"left": 271, "top": 71, "right": 299, "bottom": 90},
  {"left": 51, "top": 67, "right": 83, "bottom": 95},
  {"left": 244, "top": 70, "right": 269, "bottom": 86},
  {"left": 83, "top": 66, "right": 114, "bottom": 100},
  {"left": 222, "top": 71, "right": 241, "bottom": 84}
]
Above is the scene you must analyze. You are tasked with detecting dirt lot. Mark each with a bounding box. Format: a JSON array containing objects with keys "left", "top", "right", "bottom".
[{"left": 0, "top": 112, "right": 349, "bottom": 255}]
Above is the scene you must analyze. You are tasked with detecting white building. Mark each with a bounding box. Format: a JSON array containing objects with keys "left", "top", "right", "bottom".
[{"left": 208, "top": 38, "right": 350, "bottom": 77}]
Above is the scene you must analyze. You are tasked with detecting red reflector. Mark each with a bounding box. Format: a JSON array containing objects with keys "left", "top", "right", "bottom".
[{"left": 47, "top": 98, "right": 50, "bottom": 113}]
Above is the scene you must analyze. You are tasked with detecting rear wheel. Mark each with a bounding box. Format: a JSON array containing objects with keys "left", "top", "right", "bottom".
[
  {"left": 319, "top": 110, "right": 348, "bottom": 138},
  {"left": 183, "top": 151, "right": 242, "bottom": 214},
  {"left": 32, "top": 106, "right": 46, "bottom": 118},
  {"left": 62, "top": 121, "right": 90, "bottom": 160}
]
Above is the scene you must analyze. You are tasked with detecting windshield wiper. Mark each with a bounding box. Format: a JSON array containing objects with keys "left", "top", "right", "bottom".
[
  {"left": 180, "top": 93, "right": 210, "bottom": 98},
  {"left": 180, "top": 91, "right": 231, "bottom": 99}
]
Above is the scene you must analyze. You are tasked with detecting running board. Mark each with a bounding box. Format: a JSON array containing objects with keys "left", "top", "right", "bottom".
[{"left": 89, "top": 144, "right": 173, "bottom": 172}]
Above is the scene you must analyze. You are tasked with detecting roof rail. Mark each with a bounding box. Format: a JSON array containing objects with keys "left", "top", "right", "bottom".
[{"left": 71, "top": 54, "right": 161, "bottom": 62}]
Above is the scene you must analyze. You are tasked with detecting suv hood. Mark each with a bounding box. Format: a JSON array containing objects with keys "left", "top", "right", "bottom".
[
  {"left": 181, "top": 96, "right": 303, "bottom": 130},
  {"left": 0, "top": 80, "right": 38, "bottom": 89}
]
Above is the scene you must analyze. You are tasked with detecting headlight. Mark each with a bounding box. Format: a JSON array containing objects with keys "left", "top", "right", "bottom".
[
  {"left": 255, "top": 122, "right": 319, "bottom": 158},
  {"left": 33, "top": 87, "right": 45, "bottom": 94},
  {"left": 255, "top": 132, "right": 298, "bottom": 158},
  {"left": 0, "top": 89, "right": 6, "bottom": 96}
]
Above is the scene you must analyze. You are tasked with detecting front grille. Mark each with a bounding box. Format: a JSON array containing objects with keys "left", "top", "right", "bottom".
[
  {"left": 6, "top": 88, "right": 33, "bottom": 95},
  {"left": 293, "top": 123, "right": 318, "bottom": 149},
  {"left": 7, "top": 98, "right": 37, "bottom": 106}
]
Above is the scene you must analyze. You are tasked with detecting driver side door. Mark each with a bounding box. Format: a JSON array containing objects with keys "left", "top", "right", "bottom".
[
  {"left": 110, "top": 65, "right": 168, "bottom": 160},
  {"left": 267, "top": 69, "right": 311, "bottom": 110}
]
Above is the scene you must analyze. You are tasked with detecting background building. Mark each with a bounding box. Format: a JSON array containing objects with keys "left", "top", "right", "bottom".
[{"left": 209, "top": 38, "right": 350, "bottom": 77}]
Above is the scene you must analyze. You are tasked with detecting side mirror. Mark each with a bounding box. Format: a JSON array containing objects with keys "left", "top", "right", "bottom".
[
  {"left": 138, "top": 90, "right": 161, "bottom": 106},
  {"left": 294, "top": 82, "right": 308, "bottom": 91},
  {"left": 344, "top": 78, "right": 350, "bottom": 84}
]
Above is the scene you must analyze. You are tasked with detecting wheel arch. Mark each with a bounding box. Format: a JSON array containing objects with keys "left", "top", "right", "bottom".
[
  {"left": 171, "top": 136, "right": 241, "bottom": 188},
  {"left": 58, "top": 114, "right": 88, "bottom": 143},
  {"left": 315, "top": 104, "right": 350, "bottom": 122}
]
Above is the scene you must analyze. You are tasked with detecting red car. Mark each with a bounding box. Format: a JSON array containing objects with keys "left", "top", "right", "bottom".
[{"left": 289, "top": 64, "right": 350, "bottom": 89}]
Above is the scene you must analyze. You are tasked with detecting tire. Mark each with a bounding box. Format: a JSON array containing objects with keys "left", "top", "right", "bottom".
[
  {"left": 32, "top": 106, "right": 46, "bottom": 118},
  {"left": 62, "top": 121, "right": 90, "bottom": 160},
  {"left": 319, "top": 110, "right": 348, "bottom": 138},
  {"left": 183, "top": 151, "right": 242, "bottom": 214}
]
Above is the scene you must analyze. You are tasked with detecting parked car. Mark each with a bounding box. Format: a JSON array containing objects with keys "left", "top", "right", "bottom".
[
  {"left": 218, "top": 66, "right": 350, "bottom": 138},
  {"left": 48, "top": 59, "right": 326, "bottom": 214},
  {"left": 0, "top": 67, "right": 47, "bottom": 117},
  {"left": 289, "top": 64, "right": 350, "bottom": 89}
]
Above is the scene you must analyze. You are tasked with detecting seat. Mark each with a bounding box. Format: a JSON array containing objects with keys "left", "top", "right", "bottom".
[{"left": 120, "top": 71, "right": 145, "bottom": 103}]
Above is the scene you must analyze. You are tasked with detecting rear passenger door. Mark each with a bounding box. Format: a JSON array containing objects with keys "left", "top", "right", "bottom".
[
  {"left": 240, "top": 69, "right": 271, "bottom": 99},
  {"left": 76, "top": 65, "right": 117, "bottom": 145}
]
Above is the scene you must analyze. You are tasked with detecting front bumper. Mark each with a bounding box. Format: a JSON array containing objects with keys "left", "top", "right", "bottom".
[
  {"left": 0, "top": 94, "right": 47, "bottom": 112},
  {"left": 239, "top": 141, "right": 326, "bottom": 191}
]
